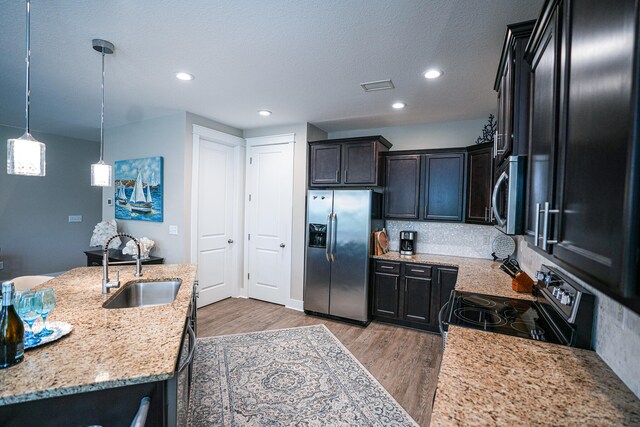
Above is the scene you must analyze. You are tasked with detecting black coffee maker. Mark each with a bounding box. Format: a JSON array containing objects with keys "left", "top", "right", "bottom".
[{"left": 399, "top": 231, "right": 416, "bottom": 255}]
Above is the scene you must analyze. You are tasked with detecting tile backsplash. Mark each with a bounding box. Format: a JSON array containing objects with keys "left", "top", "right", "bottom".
[
  {"left": 385, "top": 221, "right": 506, "bottom": 259},
  {"left": 515, "top": 236, "right": 640, "bottom": 398}
]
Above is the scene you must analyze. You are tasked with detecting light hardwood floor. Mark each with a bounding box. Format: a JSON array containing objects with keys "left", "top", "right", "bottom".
[{"left": 196, "top": 297, "right": 443, "bottom": 426}]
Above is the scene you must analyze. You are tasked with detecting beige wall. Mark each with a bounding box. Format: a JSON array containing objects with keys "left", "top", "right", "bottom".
[
  {"left": 102, "top": 113, "right": 187, "bottom": 263},
  {"left": 327, "top": 117, "right": 489, "bottom": 151},
  {"left": 102, "top": 112, "right": 241, "bottom": 264},
  {"left": 0, "top": 125, "right": 101, "bottom": 279}
]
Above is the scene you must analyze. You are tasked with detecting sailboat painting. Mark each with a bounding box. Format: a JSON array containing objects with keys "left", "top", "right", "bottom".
[{"left": 114, "top": 156, "right": 163, "bottom": 222}]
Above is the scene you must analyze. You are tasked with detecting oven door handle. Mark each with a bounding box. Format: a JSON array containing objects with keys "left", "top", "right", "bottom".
[
  {"left": 438, "top": 301, "right": 450, "bottom": 336},
  {"left": 492, "top": 171, "right": 508, "bottom": 227}
]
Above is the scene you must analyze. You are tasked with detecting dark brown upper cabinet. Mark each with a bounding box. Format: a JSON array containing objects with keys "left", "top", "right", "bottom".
[
  {"left": 309, "top": 144, "right": 341, "bottom": 185},
  {"left": 524, "top": 1, "right": 562, "bottom": 252},
  {"left": 465, "top": 142, "right": 493, "bottom": 224},
  {"left": 494, "top": 21, "right": 535, "bottom": 167},
  {"left": 308, "top": 136, "right": 391, "bottom": 187},
  {"left": 422, "top": 152, "right": 465, "bottom": 222},
  {"left": 384, "top": 155, "right": 421, "bottom": 219},
  {"left": 523, "top": 0, "right": 640, "bottom": 314}
]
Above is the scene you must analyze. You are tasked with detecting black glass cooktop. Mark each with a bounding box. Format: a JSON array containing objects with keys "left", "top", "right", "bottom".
[{"left": 446, "top": 291, "right": 563, "bottom": 344}]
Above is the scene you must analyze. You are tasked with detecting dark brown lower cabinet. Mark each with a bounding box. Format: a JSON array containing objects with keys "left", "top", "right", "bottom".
[
  {"left": 372, "top": 260, "right": 458, "bottom": 331},
  {"left": 403, "top": 275, "right": 432, "bottom": 323},
  {"left": 373, "top": 272, "right": 399, "bottom": 317}
]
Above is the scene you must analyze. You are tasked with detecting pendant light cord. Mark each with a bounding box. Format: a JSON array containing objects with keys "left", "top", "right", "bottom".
[
  {"left": 100, "top": 50, "right": 105, "bottom": 162},
  {"left": 25, "top": 0, "right": 31, "bottom": 135}
]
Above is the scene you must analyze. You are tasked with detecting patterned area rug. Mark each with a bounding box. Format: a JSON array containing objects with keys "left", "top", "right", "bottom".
[{"left": 188, "top": 325, "right": 418, "bottom": 426}]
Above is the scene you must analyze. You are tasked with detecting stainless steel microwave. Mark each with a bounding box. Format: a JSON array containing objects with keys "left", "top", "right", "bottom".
[{"left": 492, "top": 155, "right": 526, "bottom": 235}]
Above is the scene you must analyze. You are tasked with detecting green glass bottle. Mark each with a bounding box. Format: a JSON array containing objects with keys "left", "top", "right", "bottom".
[{"left": 0, "top": 281, "right": 25, "bottom": 368}]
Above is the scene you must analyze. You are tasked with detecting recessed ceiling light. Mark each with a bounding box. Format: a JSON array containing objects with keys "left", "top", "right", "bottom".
[
  {"left": 424, "top": 69, "right": 443, "bottom": 79},
  {"left": 258, "top": 110, "right": 272, "bottom": 116},
  {"left": 392, "top": 102, "right": 406, "bottom": 109},
  {"left": 175, "top": 72, "right": 194, "bottom": 81}
]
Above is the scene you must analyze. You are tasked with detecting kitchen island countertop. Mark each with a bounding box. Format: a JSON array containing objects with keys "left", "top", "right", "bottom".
[
  {"left": 431, "top": 326, "right": 640, "bottom": 426},
  {"left": 372, "top": 251, "right": 534, "bottom": 301},
  {"left": 0, "top": 264, "right": 196, "bottom": 406}
]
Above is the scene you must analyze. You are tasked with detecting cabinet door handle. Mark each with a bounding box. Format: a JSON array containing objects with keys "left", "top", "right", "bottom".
[
  {"left": 335, "top": 170, "right": 340, "bottom": 182},
  {"left": 541, "top": 201, "right": 560, "bottom": 251},
  {"left": 178, "top": 323, "right": 196, "bottom": 373},
  {"left": 394, "top": 279, "right": 397, "bottom": 291},
  {"left": 534, "top": 202, "right": 541, "bottom": 247}
]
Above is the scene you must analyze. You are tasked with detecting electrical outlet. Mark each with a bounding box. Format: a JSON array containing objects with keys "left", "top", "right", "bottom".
[
  {"left": 107, "top": 198, "right": 113, "bottom": 206},
  {"left": 68, "top": 215, "right": 83, "bottom": 223},
  {"left": 169, "top": 225, "right": 178, "bottom": 235}
]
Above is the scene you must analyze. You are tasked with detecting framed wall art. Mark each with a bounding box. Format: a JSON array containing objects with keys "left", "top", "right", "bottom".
[{"left": 114, "top": 156, "right": 163, "bottom": 222}]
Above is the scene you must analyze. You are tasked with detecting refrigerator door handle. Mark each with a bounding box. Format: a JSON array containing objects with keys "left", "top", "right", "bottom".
[
  {"left": 325, "top": 214, "right": 332, "bottom": 262},
  {"left": 330, "top": 213, "right": 338, "bottom": 261}
]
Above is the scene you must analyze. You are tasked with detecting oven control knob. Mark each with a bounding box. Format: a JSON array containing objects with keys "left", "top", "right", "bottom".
[{"left": 560, "top": 292, "right": 572, "bottom": 306}]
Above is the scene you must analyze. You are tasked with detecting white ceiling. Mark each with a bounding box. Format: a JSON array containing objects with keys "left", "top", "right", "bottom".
[{"left": 0, "top": 0, "right": 542, "bottom": 141}]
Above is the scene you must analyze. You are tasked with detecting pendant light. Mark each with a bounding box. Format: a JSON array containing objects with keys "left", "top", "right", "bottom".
[
  {"left": 7, "top": 0, "right": 46, "bottom": 177},
  {"left": 90, "top": 39, "right": 114, "bottom": 187}
]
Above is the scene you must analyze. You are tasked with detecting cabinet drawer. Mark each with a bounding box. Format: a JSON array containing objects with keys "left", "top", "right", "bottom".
[
  {"left": 403, "top": 263, "right": 432, "bottom": 278},
  {"left": 375, "top": 260, "right": 400, "bottom": 275}
]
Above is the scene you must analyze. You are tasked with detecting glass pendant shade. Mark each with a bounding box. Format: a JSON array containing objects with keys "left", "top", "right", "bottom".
[
  {"left": 7, "top": 132, "right": 46, "bottom": 176},
  {"left": 91, "top": 39, "right": 115, "bottom": 187},
  {"left": 91, "top": 160, "right": 112, "bottom": 187},
  {"left": 8, "top": 0, "right": 46, "bottom": 177}
]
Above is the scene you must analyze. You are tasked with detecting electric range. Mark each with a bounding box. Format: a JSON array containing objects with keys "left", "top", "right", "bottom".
[{"left": 440, "top": 265, "right": 595, "bottom": 348}]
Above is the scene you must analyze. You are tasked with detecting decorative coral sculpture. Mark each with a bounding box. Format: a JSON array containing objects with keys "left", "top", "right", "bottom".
[
  {"left": 122, "top": 237, "right": 155, "bottom": 259},
  {"left": 475, "top": 114, "right": 497, "bottom": 144},
  {"left": 89, "top": 220, "right": 122, "bottom": 249}
]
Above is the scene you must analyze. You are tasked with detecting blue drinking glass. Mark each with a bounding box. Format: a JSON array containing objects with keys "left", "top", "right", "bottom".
[
  {"left": 35, "top": 288, "right": 55, "bottom": 337},
  {"left": 13, "top": 289, "right": 33, "bottom": 339},
  {"left": 17, "top": 292, "right": 41, "bottom": 347}
]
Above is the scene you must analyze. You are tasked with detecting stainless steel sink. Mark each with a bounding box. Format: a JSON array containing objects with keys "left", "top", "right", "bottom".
[{"left": 102, "top": 279, "right": 182, "bottom": 309}]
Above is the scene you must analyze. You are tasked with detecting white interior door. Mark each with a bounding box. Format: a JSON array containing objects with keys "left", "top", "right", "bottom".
[
  {"left": 245, "top": 141, "right": 294, "bottom": 305},
  {"left": 194, "top": 138, "right": 237, "bottom": 307}
]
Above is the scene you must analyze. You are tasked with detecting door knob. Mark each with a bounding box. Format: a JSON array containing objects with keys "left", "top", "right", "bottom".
[
  {"left": 228, "top": 239, "right": 234, "bottom": 244},
  {"left": 280, "top": 243, "right": 286, "bottom": 248}
]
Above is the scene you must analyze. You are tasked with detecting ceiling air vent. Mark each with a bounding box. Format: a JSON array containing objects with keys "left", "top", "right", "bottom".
[{"left": 360, "top": 79, "right": 395, "bottom": 92}]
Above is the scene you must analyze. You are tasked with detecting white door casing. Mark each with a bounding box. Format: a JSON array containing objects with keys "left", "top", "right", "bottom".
[
  {"left": 190, "top": 125, "right": 245, "bottom": 308},
  {"left": 244, "top": 134, "right": 294, "bottom": 306}
]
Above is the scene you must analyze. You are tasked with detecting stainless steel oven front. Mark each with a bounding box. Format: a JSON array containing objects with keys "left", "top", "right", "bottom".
[{"left": 492, "top": 155, "right": 526, "bottom": 235}]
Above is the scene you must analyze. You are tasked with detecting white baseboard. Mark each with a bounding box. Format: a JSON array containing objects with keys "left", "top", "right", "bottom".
[{"left": 285, "top": 299, "right": 304, "bottom": 311}]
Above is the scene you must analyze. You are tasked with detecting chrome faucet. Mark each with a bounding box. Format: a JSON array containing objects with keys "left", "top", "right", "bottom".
[{"left": 102, "top": 233, "right": 143, "bottom": 294}]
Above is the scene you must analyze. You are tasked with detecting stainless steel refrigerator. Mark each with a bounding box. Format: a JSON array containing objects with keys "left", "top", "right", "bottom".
[{"left": 304, "top": 189, "right": 384, "bottom": 323}]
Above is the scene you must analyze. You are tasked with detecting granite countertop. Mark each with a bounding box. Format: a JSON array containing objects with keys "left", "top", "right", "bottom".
[
  {"left": 431, "top": 326, "right": 640, "bottom": 426},
  {"left": 0, "top": 264, "right": 196, "bottom": 406},
  {"left": 372, "top": 252, "right": 534, "bottom": 301}
]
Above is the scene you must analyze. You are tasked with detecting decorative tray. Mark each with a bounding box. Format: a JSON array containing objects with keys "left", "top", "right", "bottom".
[{"left": 25, "top": 321, "right": 73, "bottom": 350}]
